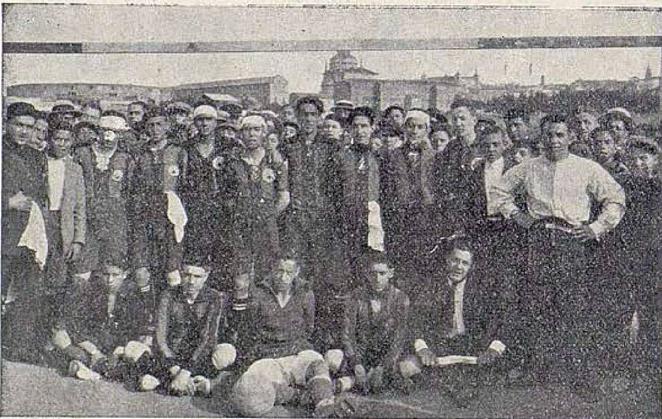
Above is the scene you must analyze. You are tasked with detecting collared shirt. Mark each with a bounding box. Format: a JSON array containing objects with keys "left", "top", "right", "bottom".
[
  {"left": 47, "top": 157, "right": 66, "bottom": 211},
  {"left": 494, "top": 154, "right": 625, "bottom": 237},
  {"left": 448, "top": 279, "right": 466, "bottom": 338},
  {"left": 484, "top": 157, "right": 505, "bottom": 216}
]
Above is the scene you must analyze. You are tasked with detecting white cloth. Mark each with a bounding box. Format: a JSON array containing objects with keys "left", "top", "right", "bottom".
[
  {"left": 494, "top": 154, "right": 625, "bottom": 237},
  {"left": 18, "top": 202, "right": 48, "bottom": 270},
  {"left": 448, "top": 279, "right": 466, "bottom": 338},
  {"left": 165, "top": 191, "right": 187, "bottom": 243},
  {"left": 367, "top": 200, "right": 385, "bottom": 252},
  {"left": 47, "top": 158, "right": 66, "bottom": 211},
  {"left": 92, "top": 144, "right": 117, "bottom": 171},
  {"left": 484, "top": 157, "right": 504, "bottom": 216}
]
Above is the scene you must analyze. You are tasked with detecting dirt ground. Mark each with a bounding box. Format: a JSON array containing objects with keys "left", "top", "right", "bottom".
[{"left": 1, "top": 360, "right": 660, "bottom": 418}]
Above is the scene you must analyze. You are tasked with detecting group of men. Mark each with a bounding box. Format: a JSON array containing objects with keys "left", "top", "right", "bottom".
[{"left": 2, "top": 94, "right": 660, "bottom": 416}]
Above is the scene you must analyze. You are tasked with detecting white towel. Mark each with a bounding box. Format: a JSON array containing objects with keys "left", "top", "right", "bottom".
[
  {"left": 165, "top": 191, "right": 187, "bottom": 243},
  {"left": 17, "top": 202, "right": 48, "bottom": 270},
  {"left": 367, "top": 200, "right": 384, "bottom": 252}
]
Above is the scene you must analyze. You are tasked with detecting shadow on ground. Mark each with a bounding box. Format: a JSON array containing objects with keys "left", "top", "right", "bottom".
[{"left": 2, "top": 360, "right": 660, "bottom": 417}]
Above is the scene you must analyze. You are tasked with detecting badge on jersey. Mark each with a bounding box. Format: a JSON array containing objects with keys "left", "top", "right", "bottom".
[
  {"left": 111, "top": 169, "right": 124, "bottom": 182},
  {"left": 168, "top": 164, "right": 180, "bottom": 177},
  {"left": 262, "top": 167, "right": 276, "bottom": 183},
  {"left": 212, "top": 156, "right": 224, "bottom": 170}
]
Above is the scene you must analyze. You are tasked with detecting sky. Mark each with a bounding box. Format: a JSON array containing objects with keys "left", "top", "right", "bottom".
[{"left": 3, "top": 4, "right": 661, "bottom": 93}]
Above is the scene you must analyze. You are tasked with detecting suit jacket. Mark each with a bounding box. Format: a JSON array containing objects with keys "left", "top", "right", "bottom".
[
  {"left": 2, "top": 138, "right": 49, "bottom": 257},
  {"left": 412, "top": 274, "right": 512, "bottom": 355},
  {"left": 57, "top": 156, "right": 87, "bottom": 258},
  {"left": 462, "top": 155, "right": 519, "bottom": 235}
]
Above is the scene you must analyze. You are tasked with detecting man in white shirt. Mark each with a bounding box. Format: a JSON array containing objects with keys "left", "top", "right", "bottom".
[
  {"left": 493, "top": 113, "right": 626, "bottom": 402},
  {"left": 43, "top": 123, "right": 89, "bottom": 361}
]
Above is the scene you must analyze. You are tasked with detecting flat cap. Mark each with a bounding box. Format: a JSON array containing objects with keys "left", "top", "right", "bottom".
[
  {"left": 99, "top": 115, "right": 129, "bottom": 132},
  {"left": 193, "top": 105, "right": 218, "bottom": 120},
  {"left": 165, "top": 101, "right": 193, "bottom": 115},
  {"left": 6, "top": 102, "right": 37, "bottom": 120}
]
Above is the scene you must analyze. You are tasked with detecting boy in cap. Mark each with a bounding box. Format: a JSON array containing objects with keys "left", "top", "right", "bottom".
[
  {"left": 165, "top": 101, "right": 193, "bottom": 146},
  {"left": 131, "top": 107, "right": 188, "bottom": 339},
  {"left": 599, "top": 107, "right": 633, "bottom": 160},
  {"left": 225, "top": 114, "right": 289, "bottom": 281},
  {"left": 2, "top": 102, "right": 50, "bottom": 364}
]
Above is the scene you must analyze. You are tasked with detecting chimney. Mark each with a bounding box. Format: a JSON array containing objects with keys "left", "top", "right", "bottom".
[{"left": 540, "top": 75, "right": 545, "bottom": 86}]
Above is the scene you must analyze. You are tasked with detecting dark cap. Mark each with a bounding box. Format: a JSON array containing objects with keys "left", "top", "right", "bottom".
[
  {"left": 295, "top": 96, "right": 324, "bottom": 114},
  {"left": 165, "top": 101, "right": 193, "bottom": 115},
  {"left": 101, "top": 109, "right": 127, "bottom": 119},
  {"left": 6, "top": 102, "right": 37, "bottom": 120},
  {"left": 629, "top": 136, "right": 660, "bottom": 155}
]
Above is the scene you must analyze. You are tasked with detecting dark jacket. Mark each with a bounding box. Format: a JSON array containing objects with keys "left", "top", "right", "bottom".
[
  {"left": 155, "top": 286, "right": 228, "bottom": 372},
  {"left": 2, "top": 138, "right": 49, "bottom": 257},
  {"left": 74, "top": 146, "right": 134, "bottom": 269},
  {"left": 462, "top": 155, "right": 520, "bottom": 236},
  {"left": 412, "top": 274, "right": 515, "bottom": 355},
  {"left": 341, "top": 284, "right": 410, "bottom": 372},
  {"left": 251, "top": 278, "right": 315, "bottom": 359},
  {"left": 130, "top": 142, "right": 187, "bottom": 271}
]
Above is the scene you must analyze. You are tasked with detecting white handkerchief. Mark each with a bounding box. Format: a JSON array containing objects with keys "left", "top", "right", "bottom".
[
  {"left": 165, "top": 191, "right": 188, "bottom": 243},
  {"left": 18, "top": 202, "right": 48, "bottom": 270},
  {"left": 367, "top": 200, "right": 384, "bottom": 252}
]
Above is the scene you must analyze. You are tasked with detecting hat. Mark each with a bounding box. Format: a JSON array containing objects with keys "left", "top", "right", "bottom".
[
  {"left": 51, "top": 100, "right": 81, "bottom": 116},
  {"left": 600, "top": 107, "right": 633, "bottom": 130},
  {"left": 6, "top": 102, "right": 37, "bottom": 120},
  {"left": 193, "top": 105, "right": 218, "bottom": 120},
  {"left": 218, "top": 122, "right": 238, "bottom": 131},
  {"left": 218, "top": 103, "right": 244, "bottom": 116},
  {"left": 332, "top": 100, "right": 354, "bottom": 111},
  {"left": 240, "top": 114, "right": 267, "bottom": 130},
  {"left": 405, "top": 110, "right": 431, "bottom": 126},
  {"left": 165, "top": 101, "right": 192, "bottom": 115},
  {"left": 295, "top": 96, "right": 324, "bottom": 114},
  {"left": 232, "top": 370, "right": 277, "bottom": 417},
  {"left": 216, "top": 110, "right": 231, "bottom": 122},
  {"left": 98, "top": 115, "right": 129, "bottom": 132},
  {"left": 101, "top": 109, "right": 126, "bottom": 118},
  {"left": 629, "top": 136, "right": 660, "bottom": 155}
]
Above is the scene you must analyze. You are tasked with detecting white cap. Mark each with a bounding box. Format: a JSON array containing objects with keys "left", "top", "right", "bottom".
[
  {"left": 98, "top": 116, "right": 129, "bottom": 132},
  {"left": 405, "top": 110, "right": 430, "bottom": 126},
  {"left": 193, "top": 105, "right": 218, "bottom": 120},
  {"left": 605, "top": 107, "right": 633, "bottom": 122},
  {"left": 240, "top": 114, "right": 267, "bottom": 129}
]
